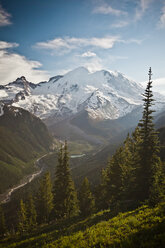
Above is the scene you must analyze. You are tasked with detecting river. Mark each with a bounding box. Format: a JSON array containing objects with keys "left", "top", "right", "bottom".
[
  {"left": 0, "top": 153, "right": 48, "bottom": 204},
  {"left": 70, "top": 154, "right": 86, "bottom": 158},
  {"left": 0, "top": 153, "right": 86, "bottom": 204}
]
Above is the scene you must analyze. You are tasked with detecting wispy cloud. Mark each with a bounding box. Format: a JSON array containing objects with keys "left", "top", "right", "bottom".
[
  {"left": 80, "top": 51, "right": 97, "bottom": 57},
  {"left": 111, "top": 20, "right": 129, "bottom": 28},
  {"left": 153, "top": 77, "right": 165, "bottom": 95},
  {"left": 35, "top": 36, "right": 120, "bottom": 53},
  {"left": 159, "top": 4, "right": 165, "bottom": 28},
  {"left": 0, "top": 41, "right": 49, "bottom": 84},
  {"left": 141, "top": 77, "right": 165, "bottom": 95},
  {"left": 135, "top": 0, "right": 153, "bottom": 21},
  {"left": 0, "top": 5, "right": 12, "bottom": 27},
  {"left": 0, "top": 41, "right": 19, "bottom": 49},
  {"left": 120, "top": 38, "right": 143, "bottom": 45},
  {"left": 92, "top": 2, "right": 127, "bottom": 16},
  {"left": 35, "top": 35, "right": 143, "bottom": 57},
  {"left": 84, "top": 57, "right": 103, "bottom": 72}
]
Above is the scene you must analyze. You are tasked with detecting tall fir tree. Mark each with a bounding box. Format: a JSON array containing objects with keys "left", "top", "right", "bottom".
[
  {"left": 0, "top": 205, "right": 6, "bottom": 237},
  {"left": 100, "top": 129, "right": 141, "bottom": 210},
  {"left": 52, "top": 145, "right": 64, "bottom": 218},
  {"left": 26, "top": 193, "right": 37, "bottom": 231},
  {"left": 17, "top": 199, "right": 27, "bottom": 235},
  {"left": 100, "top": 68, "right": 163, "bottom": 209},
  {"left": 53, "top": 141, "right": 79, "bottom": 219},
  {"left": 136, "top": 67, "right": 163, "bottom": 204},
  {"left": 79, "top": 177, "right": 95, "bottom": 217},
  {"left": 37, "top": 171, "right": 53, "bottom": 223},
  {"left": 103, "top": 135, "right": 135, "bottom": 209}
]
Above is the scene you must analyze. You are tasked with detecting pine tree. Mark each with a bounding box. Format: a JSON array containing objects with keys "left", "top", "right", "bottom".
[
  {"left": 18, "top": 199, "right": 27, "bottom": 235},
  {"left": 100, "top": 68, "right": 163, "bottom": 209},
  {"left": 136, "top": 67, "right": 162, "bottom": 204},
  {"left": 79, "top": 177, "right": 95, "bottom": 216},
  {"left": 105, "top": 146, "right": 125, "bottom": 207},
  {"left": 52, "top": 144, "right": 65, "bottom": 218},
  {"left": 26, "top": 193, "right": 37, "bottom": 231},
  {"left": 96, "top": 168, "right": 109, "bottom": 210},
  {"left": 53, "top": 141, "right": 79, "bottom": 219},
  {"left": 0, "top": 205, "right": 6, "bottom": 237},
  {"left": 37, "top": 171, "right": 53, "bottom": 223},
  {"left": 102, "top": 134, "right": 137, "bottom": 209}
]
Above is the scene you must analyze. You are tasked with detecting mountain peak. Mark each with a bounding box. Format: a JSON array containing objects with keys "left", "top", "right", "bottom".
[
  {"left": 1, "top": 68, "right": 165, "bottom": 121},
  {"left": 65, "top": 67, "right": 89, "bottom": 76},
  {"left": 16, "top": 76, "right": 26, "bottom": 81},
  {"left": 14, "top": 76, "right": 28, "bottom": 84}
]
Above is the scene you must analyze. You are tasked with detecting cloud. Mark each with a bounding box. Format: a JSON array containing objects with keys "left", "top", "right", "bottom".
[
  {"left": 82, "top": 54, "right": 128, "bottom": 73},
  {"left": 92, "top": 2, "right": 127, "bottom": 16},
  {"left": 83, "top": 57, "right": 103, "bottom": 72},
  {"left": 0, "top": 4, "right": 12, "bottom": 27},
  {"left": 0, "top": 41, "right": 19, "bottom": 49},
  {"left": 80, "top": 51, "right": 97, "bottom": 57},
  {"left": 153, "top": 77, "right": 165, "bottom": 95},
  {"left": 35, "top": 36, "right": 142, "bottom": 58},
  {"left": 35, "top": 36, "right": 120, "bottom": 53},
  {"left": 135, "top": 0, "right": 153, "bottom": 21},
  {"left": 120, "top": 38, "right": 143, "bottom": 45},
  {"left": 159, "top": 4, "right": 165, "bottom": 28},
  {"left": 111, "top": 20, "right": 129, "bottom": 28},
  {"left": 0, "top": 42, "right": 49, "bottom": 85},
  {"left": 140, "top": 77, "right": 165, "bottom": 95}
]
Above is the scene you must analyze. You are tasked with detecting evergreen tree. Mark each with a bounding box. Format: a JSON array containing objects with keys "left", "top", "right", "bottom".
[
  {"left": 26, "top": 193, "right": 37, "bottom": 231},
  {"left": 96, "top": 168, "right": 109, "bottom": 210},
  {"left": 100, "top": 68, "right": 163, "bottom": 209},
  {"left": 53, "top": 141, "right": 79, "bottom": 219},
  {"left": 37, "top": 171, "right": 53, "bottom": 223},
  {"left": 0, "top": 205, "right": 6, "bottom": 237},
  {"left": 101, "top": 131, "right": 140, "bottom": 210},
  {"left": 52, "top": 145, "right": 64, "bottom": 218},
  {"left": 103, "top": 135, "right": 134, "bottom": 208},
  {"left": 79, "top": 177, "right": 95, "bottom": 217},
  {"left": 18, "top": 199, "right": 27, "bottom": 235},
  {"left": 104, "top": 146, "right": 125, "bottom": 207},
  {"left": 136, "top": 67, "right": 162, "bottom": 204}
]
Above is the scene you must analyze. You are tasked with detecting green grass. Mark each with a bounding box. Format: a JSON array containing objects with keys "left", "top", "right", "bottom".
[{"left": 1, "top": 202, "right": 165, "bottom": 248}]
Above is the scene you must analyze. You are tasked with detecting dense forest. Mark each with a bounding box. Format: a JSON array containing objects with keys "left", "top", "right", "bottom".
[{"left": 0, "top": 68, "right": 165, "bottom": 247}]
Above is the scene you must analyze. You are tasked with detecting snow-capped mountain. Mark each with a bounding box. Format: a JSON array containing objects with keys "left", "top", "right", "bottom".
[{"left": 0, "top": 67, "right": 165, "bottom": 122}]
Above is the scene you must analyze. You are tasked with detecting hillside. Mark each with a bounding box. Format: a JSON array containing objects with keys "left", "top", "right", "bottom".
[
  {"left": 1, "top": 202, "right": 164, "bottom": 247},
  {"left": 0, "top": 104, "right": 52, "bottom": 193},
  {"left": 41, "top": 120, "right": 165, "bottom": 189}
]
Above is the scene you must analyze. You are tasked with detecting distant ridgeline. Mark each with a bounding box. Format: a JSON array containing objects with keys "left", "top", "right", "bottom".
[{"left": 0, "top": 104, "right": 52, "bottom": 193}]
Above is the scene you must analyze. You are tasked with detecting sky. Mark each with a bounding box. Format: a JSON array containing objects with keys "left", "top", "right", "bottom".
[{"left": 0, "top": 0, "right": 165, "bottom": 93}]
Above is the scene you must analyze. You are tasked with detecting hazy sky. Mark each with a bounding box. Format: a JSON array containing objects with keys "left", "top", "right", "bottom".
[{"left": 0, "top": 0, "right": 165, "bottom": 93}]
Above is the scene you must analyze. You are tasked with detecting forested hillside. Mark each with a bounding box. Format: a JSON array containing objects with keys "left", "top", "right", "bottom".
[{"left": 0, "top": 105, "right": 52, "bottom": 192}]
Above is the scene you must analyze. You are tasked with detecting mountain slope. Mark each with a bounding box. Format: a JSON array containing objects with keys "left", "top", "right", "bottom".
[
  {"left": 1, "top": 68, "right": 165, "bottom": 145},
  {"left": 70, "top": 113, "right": 165, "bottom": 187},
  {"left": 0, "top": 104, "right": 52, "bottom": 193},
  {"left": 2, "top": 67, "right": 164, "bottom": 122},
  {"left": 1, "top": 202, "right": 165, "bottom": 247}
]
